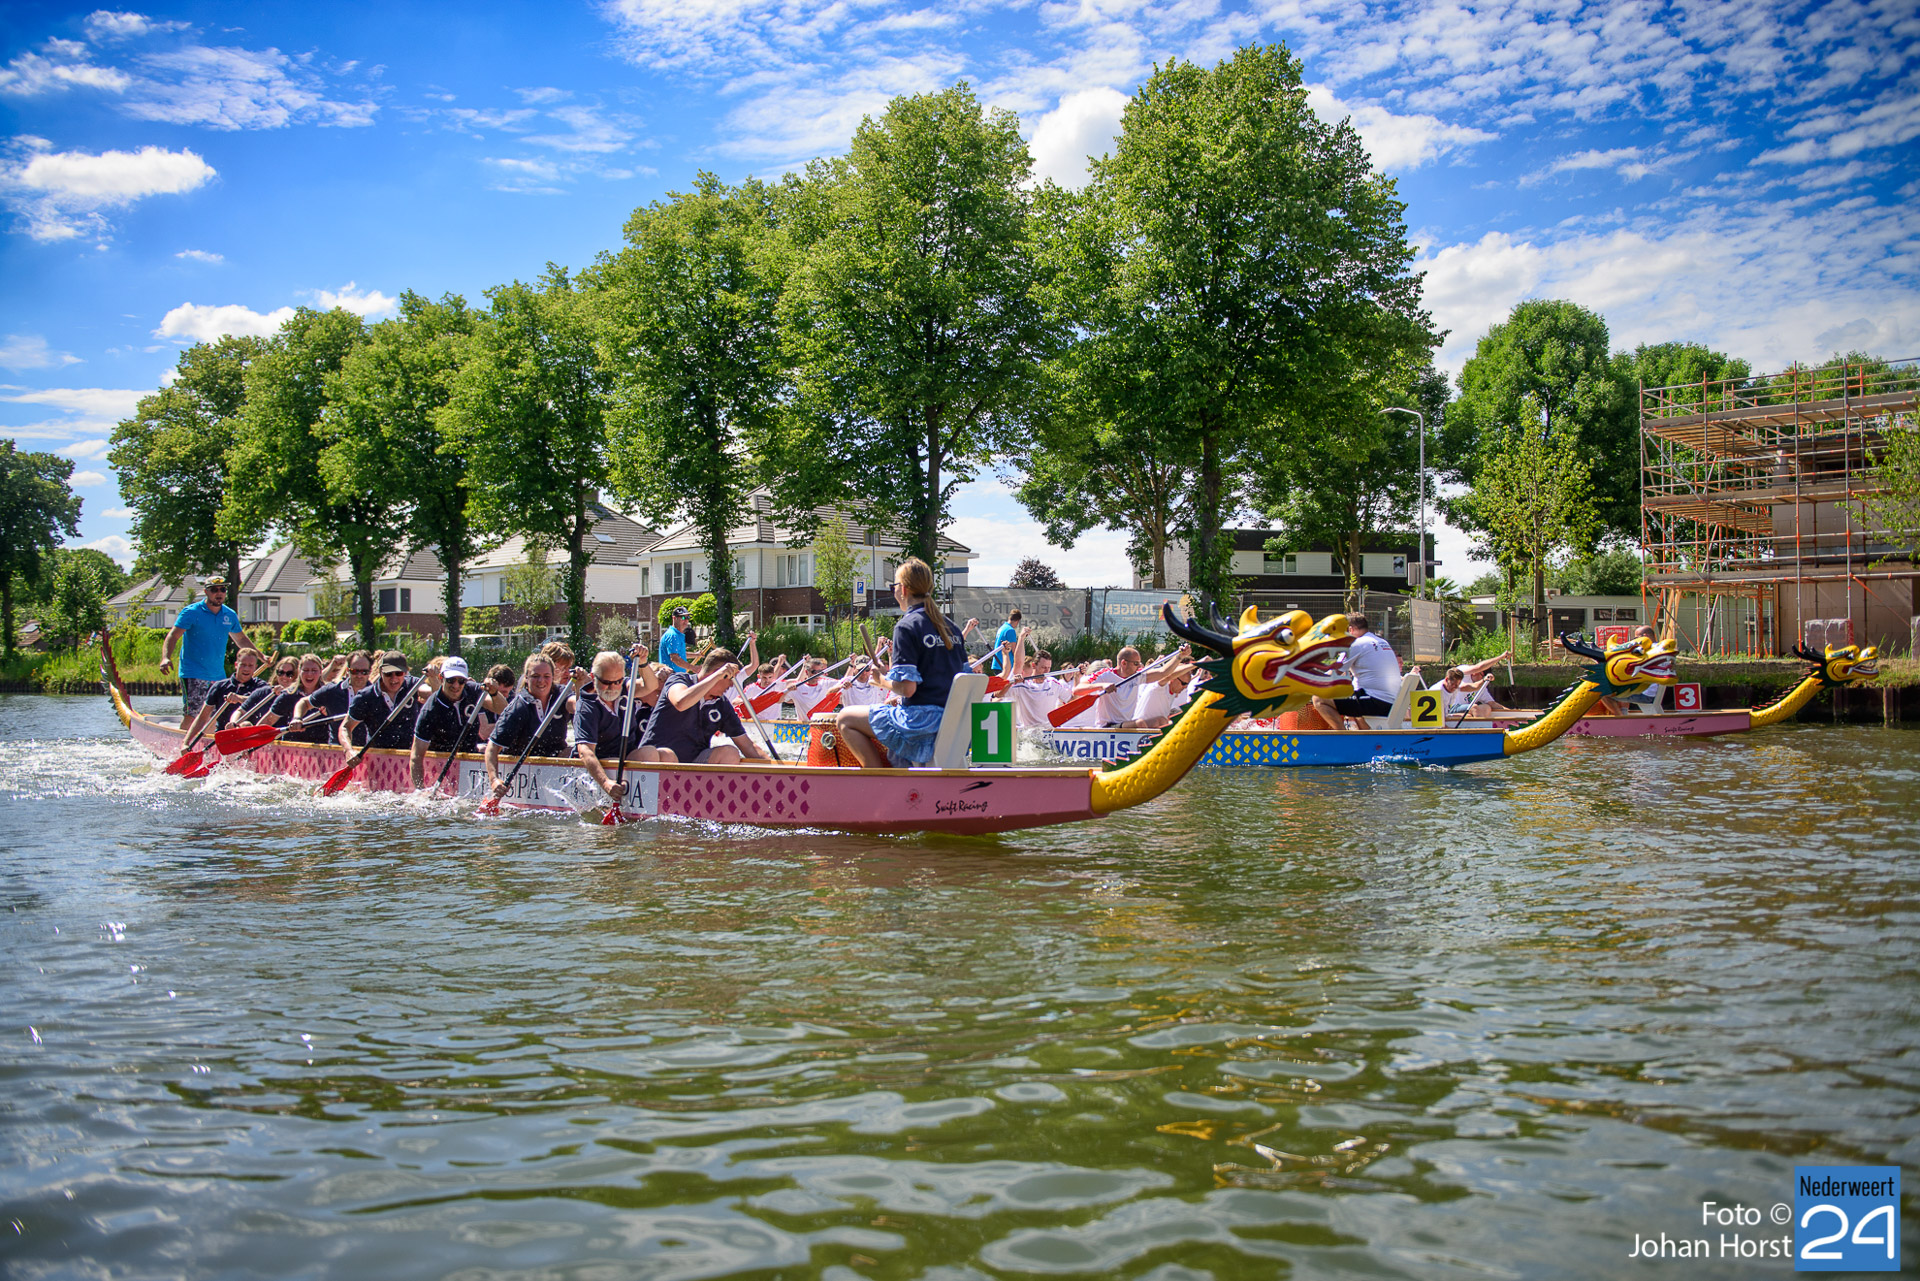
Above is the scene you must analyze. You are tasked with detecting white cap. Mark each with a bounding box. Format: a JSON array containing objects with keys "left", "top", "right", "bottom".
[{"left": 441, "top": 657, "right": 471, "bottom": 680}]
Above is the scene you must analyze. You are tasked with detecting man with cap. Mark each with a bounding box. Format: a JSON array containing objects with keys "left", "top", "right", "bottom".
[
  {"left": 158, "top": 575, "right": 249, "bottom": 722},
  {"left": 409, "top": 656, "right": 488, "bottom": 788},
  {"left": 657, "top": 604, "right": 693, "bottom": 673},
  {"left": 341, "top": 652, "right": 418, "bottom": 752}
]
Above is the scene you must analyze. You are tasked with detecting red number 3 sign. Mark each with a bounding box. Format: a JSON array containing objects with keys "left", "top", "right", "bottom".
[{"left": 1672, "top": 682, "right": 1702, "bottom": 712}]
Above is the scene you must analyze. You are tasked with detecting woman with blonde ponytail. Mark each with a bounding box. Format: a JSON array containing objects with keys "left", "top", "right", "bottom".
[{"left": 835, "top": 556, "right": 968, "bottom": 767}]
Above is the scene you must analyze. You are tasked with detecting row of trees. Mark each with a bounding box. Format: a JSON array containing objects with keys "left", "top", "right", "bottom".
[{"left": 106, "top": 44, "right": 1435, "bottom": 654}]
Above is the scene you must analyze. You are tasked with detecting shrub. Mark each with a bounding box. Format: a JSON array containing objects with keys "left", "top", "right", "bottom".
[
  {"left": 280, "top": 619, "right": 304, "bottom": 640},
  {"left": 297, "top": 618, "right": 338, "bottom": 647},
  {"left": 245, "top": 623, "right": 278, "bottom": 653},
  {"left": 595, "top": 613, "right": 640, "bottom": 656},
  {"left": 689, "top": 593, "right": 717, "bottom": 626},
  {"left": 463, "top": 605, "right": 499, "bottom": 634},
  {"left": 748, "top": 621, "right": 832, "bottom": 663},
  {"left": 657, "top": 596, "right": 698, "bottom": 630}
]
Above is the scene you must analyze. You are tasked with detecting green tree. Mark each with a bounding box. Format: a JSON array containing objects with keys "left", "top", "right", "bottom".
[
  {"left": 1259, "top": 366, "right": 1444, "bottom": 610},
  {"left": 1554, "top": 548, "right": 1644, "bottom": 596},
  {"left": 1614, "top": 341, "right": 1751, "bottom": 410},
  {"left": 219, "top": 308, "right": 394, "bottom": 646},
  {"left": 443, "top": 267, "right": 612, "bottom": 656},
  {"left": 596, "top": 175, "right": 785, "bottom": 650},
  {"left": 109, "top": 336, "right": 263, "bottom": 590},
  {"left": 1462, "top": 394, "right": 1601, "bottom": 645},
  {"left": 321, "top": 291, "right": 484, "bottom": 652},
  {"left": 1442, "top": 300, "right": 1635, "bottom": 543},
  {"left": 1085, "top": 45, "right": 1433, "bottom": 608},
  {"left": 16, "top": 546, "right": 126, "bottom": 615},
  {"left": 775, "top": 83, "right": 1050, "bottom": 564},
  {"left": 0, "top": 441, "right": 83, "bottom": 658},
  {"left": 1865, "top": 424, "right": 1920, "bottom": 562},
  {"left": 1008, "top": 557, "right": 1066, "bottom": 590},
  {"left": 43, "top": 552, "right": 111, "bottom": 650},
  {"left": 501, "top": 542, "right": 559, "bottom": 632},
  {"left": 1011, "top": 183, "right": 1191, "bottom": 589},
  {"left": 811, "top": 516, "right": 858, "bottom": 628}
]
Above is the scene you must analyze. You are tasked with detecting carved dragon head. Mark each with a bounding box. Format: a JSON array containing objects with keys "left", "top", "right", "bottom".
[
  {"left": 1560, "top": 632, "right": 1680, "bottom": 696},
  {"left": 1793, "top": 642, "right": 1881, "bottom": 687},
  {"left": 1165, "top": 603, "right": 1353, "bottom": 717}
]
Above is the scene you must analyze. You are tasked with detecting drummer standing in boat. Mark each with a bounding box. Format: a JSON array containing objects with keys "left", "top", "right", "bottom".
[
  {"left": 157, "top": 575, "right": 249, "bottom": 722},
  {"left": 833, "top": 557, "right": 967, "bottom": 767}
]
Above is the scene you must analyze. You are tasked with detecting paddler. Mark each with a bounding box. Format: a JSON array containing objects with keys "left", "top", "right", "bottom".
[
  {"left": 340, "top": 653, "right": 418, "bottom": 752},
  {"left": 833, "top": 557, "right": 966, "bottom": 767},
  {"left": 182, "top": 646, "right": 267, "bottom": 742},
  {"left": 299, "top": 649, "right": 372, "bottom": 746},
  {"left": 482, "top": 654, "right": 580, "bottom": 800},
  {"left": 409, "top": 656, "right": 489, "bottom": 788},
  {"left": 636, "top": 649, "right": 768, "bottom": 765},
  {"left": 573, "top": 650, "right": 667, "bottom": 801},
  {"left": 258, "top": 654, "right": 330, "bottom": 741}
]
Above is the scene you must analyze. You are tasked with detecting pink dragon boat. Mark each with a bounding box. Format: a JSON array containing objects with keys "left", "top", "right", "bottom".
[{"left": 105, "top": 604, "right": 1356, "bottom": 836}]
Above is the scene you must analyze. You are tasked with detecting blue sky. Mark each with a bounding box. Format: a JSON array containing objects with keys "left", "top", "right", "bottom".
[{"left": 3, "top": 1, "right": 1916, "bottom": 585}]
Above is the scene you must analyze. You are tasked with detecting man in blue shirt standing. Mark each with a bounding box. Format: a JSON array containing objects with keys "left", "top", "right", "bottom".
[
  {"left": 657, "top": 604, "right": 692, "bottom": 672},
  {"left": 989, "top": 609, "right": 1020, "bottom": 673},
  {"left": 158, "top": 575, "right": 248, "bottom": 721}
]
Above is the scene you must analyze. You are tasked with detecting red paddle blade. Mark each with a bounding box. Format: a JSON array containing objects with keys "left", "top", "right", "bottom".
[
  {"left": 812, "top": 691, "right": 842, "bottom": 716},
  {"left": 600, "top": 806, "right": 628, "bottom": 826},
  {"left": 985, "top": 676, "right": 1010, "bottom": 695},
  {"left": 163, "top": 749, "right": 205, "bottom": 776},
  {"left": 749, "top": 688, "right": 784, "bottom": 714},
  {"left": 1048, "top": 693, "right": 1097, "bottom": 727},
  {"left": 476, "top": 795, "right": 501, "bottom": 816},
  {"left": 214, "top": 725, "right": 279, "bottom": 754},
  {"left": 319, "top": 761, "right": 359, "bottom": 796}
]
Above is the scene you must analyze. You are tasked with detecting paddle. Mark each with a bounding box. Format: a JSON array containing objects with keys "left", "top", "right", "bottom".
[
  {"left": 320, "top": 677, "right": 424, "bottom": 797},
  {"left": 1047, "top": 650, "right": 1181, "bottom": 728},
  {"left": 602, "top": 657, "right": 643, "bottom": 824},
  {"left": 477, "top": 670, "right": 586, "bottom": 816},
  {"left": 164, "top": 691, "right": 242, "bottom": 775},
  {"left": 732, "top": 670, "right": 785, "bottom": 763},
  {"left": 214, "top": 711, "right": 346, "bottom": 755}
]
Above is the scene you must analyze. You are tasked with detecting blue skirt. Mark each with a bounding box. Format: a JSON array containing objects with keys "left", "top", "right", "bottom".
[{"left": 867, "top": 702, "right": 944, "bottom": 765}]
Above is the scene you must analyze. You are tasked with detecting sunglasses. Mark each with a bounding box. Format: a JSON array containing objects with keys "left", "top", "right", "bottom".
[
  {"left": 206, "top": 588, "right": 227, "bottom": 594},
  {"left": 349, "top": 667, "right": 372, "bottom": 675},
  {"left": 596, "top": 676, "right": 623, "bottom": 687}
]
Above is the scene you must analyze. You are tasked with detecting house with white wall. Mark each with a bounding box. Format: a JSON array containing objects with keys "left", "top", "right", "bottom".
[{"left": 635, "top": 487, "right": 974, "bottom": 631}]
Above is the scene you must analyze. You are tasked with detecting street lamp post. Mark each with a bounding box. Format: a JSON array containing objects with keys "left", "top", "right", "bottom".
[{"left": 1381, "top": 406, "right": 1426, "bottom": 598}]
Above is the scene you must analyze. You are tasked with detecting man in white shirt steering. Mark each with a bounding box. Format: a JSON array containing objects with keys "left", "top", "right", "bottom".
[{"left": 1311, "top": 613, "right": 1400, "bottom": 729}]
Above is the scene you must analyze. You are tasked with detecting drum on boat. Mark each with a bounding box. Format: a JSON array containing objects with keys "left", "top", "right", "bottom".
[{"left": 805, "top": 712, "right": 889, "bottom": 768}]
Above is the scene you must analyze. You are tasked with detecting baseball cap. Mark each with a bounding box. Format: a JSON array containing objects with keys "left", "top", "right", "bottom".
[
  {"left": 671, "top": 605, "right": 691, "bottom": 619},
  {"left": 202, "top": 575, "right": 228, "bottom": 588},
  {"left": 379, "top": 653, "right": 410, "bottom": 674},
  {"left": 441, "top": 657, "right": 470, "bottom": 680}
]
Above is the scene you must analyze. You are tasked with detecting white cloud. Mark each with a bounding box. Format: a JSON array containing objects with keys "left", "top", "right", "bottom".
[
  {"left": 101, "top": 507, "right": 135, "bottom": 518},
  {"left": 124, "top": 43, "right": 377, "bottom": 130},
  {"left": 4, "top": 142, "right": 215, "bottom": 241},
  {"left": 84, "top": 12, "right": 184, "bottom": 40},
  {"left": 946, "top": 478, "right": 1140, "bottom": 587},
  {"left": 1755, "top": 92, "right": 1920, "bottom": 164},
  {"left": 60, "top": 438, "right": 113, "bottom": 460},
  {"left": 83, "top": 534, "right": 135, "bottom": 566},
  {"left": 1305, "top": 85, "right": 1495, "bottom": 171},
  {"left": 310, "top": 282, "right": 396, "bottom": 317},
  {"left": 0, "top": 334, "right": 81, "bottom": 370},
  {"left": 154, "top": 301, "right": 295, "bottom": 341},
  {"left": 0, "top": 385, "right": 145, "bottom": 427},
  {"left": 1028, "top": 87, "right": 1127, "bottom": 188},
  {"left": 70, "top": 470, "right": 109, "bottom": 487},
  {"left": 0, "top": 44, "right": 131, "bottom": 95},
  {"left": 174, "top": 247, "right": 222, "bottom": 262}
]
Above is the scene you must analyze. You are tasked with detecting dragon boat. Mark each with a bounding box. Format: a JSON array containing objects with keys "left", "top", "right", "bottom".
[
  {"left": 1488, "top": 641, "right": 1881, "bottom": 739},
  {"left": 106, "top": 604, "right": 1354, "bottom": 835},
  {"left": 1002, "top": 628, "right": 1680, "bottom": 769}
]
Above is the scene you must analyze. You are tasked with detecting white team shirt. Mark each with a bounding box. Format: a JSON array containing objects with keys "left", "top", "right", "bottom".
[
  {"left": 1431, "top": 677, "right": 1491, "bottom": 715},
  {"left": 789, "top": 679, "right": 833, "bottom": 719},
  {"left": 840, "top": 678, "right": 886, "bottom": 708},
  {"left": 1131, "top": 680, "right": 1178, "bottom": 725},
  {"left": 1091, "top": 668, "right": 1136, "bottom": 726},
  {"left": 1008, "top": 675, "right": 1069, "bottom": 728},
  {"left": 1343, "top": 632, "right": 1401, "bottom": 701}
]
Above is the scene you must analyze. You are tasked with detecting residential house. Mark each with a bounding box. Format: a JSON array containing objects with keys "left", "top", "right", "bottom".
[
  {"left": 1138, "top": 530, "right": 1434, "bottom": 595},
  {"left": 460, "top": 505, "right": 659, "bottom": 638},
  {"left": 234, "top": 544, "right": 316, "bottom": 628},
  {"left": 107, "top": 573, "right": 197, "bottom": 628},
  {"left": 305, "top": 548, "right": 450, "bottom": 639},
  {"left": 634, "top": 488, "right": 974, "bottom": 632}
]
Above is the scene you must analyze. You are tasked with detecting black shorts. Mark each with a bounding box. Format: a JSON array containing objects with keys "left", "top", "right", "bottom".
[{"left": 1330, "top": 694, "right": 1393, "bottom": 717}]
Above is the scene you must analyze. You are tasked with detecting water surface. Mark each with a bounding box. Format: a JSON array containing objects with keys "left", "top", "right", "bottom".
[{"left": 3, "top": 693, "right": 1917, "bottom": 1278}]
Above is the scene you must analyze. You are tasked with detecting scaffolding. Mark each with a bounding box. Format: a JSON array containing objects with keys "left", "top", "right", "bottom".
[{"left": 1640, "top": 357, "right": 1920, "bottom": 656}]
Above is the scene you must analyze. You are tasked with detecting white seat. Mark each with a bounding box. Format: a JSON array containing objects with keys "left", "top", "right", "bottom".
[
  {"left": 927, "top": 672, "right": 989, "bottom": 769},
  {"left": 1382, "top": 670, "right": 1423, "bottom": 729}
]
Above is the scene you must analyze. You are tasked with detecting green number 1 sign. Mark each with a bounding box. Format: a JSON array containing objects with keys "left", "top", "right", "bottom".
[{"left": 970, "top": 702, "right": 1014, "bottom": 764}]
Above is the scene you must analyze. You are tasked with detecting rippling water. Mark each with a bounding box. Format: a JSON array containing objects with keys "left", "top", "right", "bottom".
[{"left": 2, "top": 692, "right": 1917, "bottom": 1278}]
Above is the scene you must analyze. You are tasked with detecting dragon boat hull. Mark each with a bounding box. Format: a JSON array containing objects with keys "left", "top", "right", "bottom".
[
  {"left": 116, "top": 693, "right": 1099, "bottom": 836},
  {"left": 1491, "top": 709, "right": 1750, "bottom": 738}
]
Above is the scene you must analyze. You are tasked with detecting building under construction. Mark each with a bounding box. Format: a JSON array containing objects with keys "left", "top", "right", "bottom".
[{"left": 1640, "top": 358, "right": 1918, "bottom": 656}]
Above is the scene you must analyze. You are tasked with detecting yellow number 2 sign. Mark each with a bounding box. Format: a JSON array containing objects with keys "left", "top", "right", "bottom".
[{"left": 1409, "top": 689, "right": 1444, "bottom": 728}]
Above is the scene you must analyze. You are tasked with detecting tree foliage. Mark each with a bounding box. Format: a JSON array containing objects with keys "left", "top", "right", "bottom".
[
  {"left": 1008, "top": 557, "right": 1066, "bottom": 590},
  {"left": 110, "top": 336, "right": 263, "bottom": 590},
  {"left": 596, "top": 175, "right": 785, "bottom": 650},
  {"left": 501, "top": 542, "right": 559, "bottom": 622},
  {"left": 810, "top": 516, "right": 858, "bottom": 615},
  {"left": 1866, "top": 424, "right": 1920, "bottom": 562},
  {"left": 0, "top": 441, "right": 83, "bottom": 658},
  {"left": 1442, "top": 300, "right": 1634, "bottom": 543},
  {"left": 1079, "top": 45, "right": 1433, "bottom": 608},
  {"left": 219, "top": 307, "right": 393, "bottom": 646},
  {"left": 443, "top": 267, "right": 612, "bottom": 656},
  {"left": 321, "top": 291, "right": 483, "bottom": 652},
  {"left": 42, "top": 549, "right": 111, "bottom": 650},
  {"left": 775, "top": 83, "right": 1049, "bottom": 565},
  {"left": 1462, "top": 394, "right": 1600, "bottom": 642},
  {"left": 1554, "top": 548, "right": 1644, "bottom": 596}
]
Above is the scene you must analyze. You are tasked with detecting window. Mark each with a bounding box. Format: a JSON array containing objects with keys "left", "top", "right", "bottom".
[
  {"left": 249, "top": 597, "right": 280, "bottom": 622},
  {"left": 1262, "top": 553, "right": 1298, "bottom": 574},
  {"left": 663, "top": 561, "right": 693, "bottom": 594},
  {"left": 378, "top": 587, "right": 395, "bottom": 614},
  {"left": 377, "top": 588, "right": 412, "bottom": 613},
  {"left": 775, "top": 553, "right": 810, "bottom": 587},
  {"left": 639, "top": 567, "right": 650, "bottom": 598},
  {"left": 401, "top": 588, "right": 410, "bottom": 613},
  {"left": 1359, "top": 553, "right": 1409, "bottom": 579},
  {"left": 1613, "top": 608, "right": 1637, "bottom": 622},
  {"left": 775, "top": 614, "right": 826, "bottom": 632}
]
